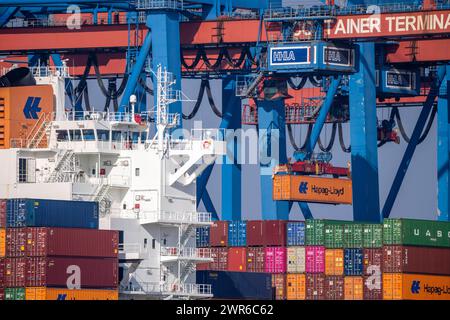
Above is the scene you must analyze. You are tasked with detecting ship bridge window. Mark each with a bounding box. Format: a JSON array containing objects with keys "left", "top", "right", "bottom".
[
  {"left": 132, "top": 132, "right": 140, "bottom": 143},
  {"left": 69, "top": 130, "right": 82, "bottom": 141},
  {"left": 56, "top": 130, "right": 69, "bottom": 142},
  {"left": 112, "top": 131, "right": 122, "bottom": 142},
  {"left": 97, "top": 130, "right": 110, "bottom": 142},
  {"left": 83, "top": 130, "right": 95, "bottom": 141}
]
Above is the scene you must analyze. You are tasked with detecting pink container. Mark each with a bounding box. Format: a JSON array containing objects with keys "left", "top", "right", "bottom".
[
  {"left": 305, "top": 246, "right": 325, "bottom": 273},
  {"left": 264, "top": 247, "right": 287, "bottom": 273}
]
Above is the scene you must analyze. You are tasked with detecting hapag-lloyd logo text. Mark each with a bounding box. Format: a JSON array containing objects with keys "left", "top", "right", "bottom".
[{"left": 310, "top": 184, "right": 345, "bottom": 197}]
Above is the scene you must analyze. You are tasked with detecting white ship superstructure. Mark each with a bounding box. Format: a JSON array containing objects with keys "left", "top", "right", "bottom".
[{"left": 0, "top": 65, "right": 226, "bottom": 300}]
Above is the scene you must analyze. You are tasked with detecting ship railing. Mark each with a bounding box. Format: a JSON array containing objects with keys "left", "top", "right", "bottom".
[
  {"left": 10, "top": 138, "right": 47, "bottom": 149},
  {"left": 133, "top": 0, "right": 184, "bottom": 11},
  {"left": 30, "top": 66, "right": 70, "bottom": 78},
  {"left": 62, "top": 111, "right": 141, "bottom": 123},
  {"left": 161, "top": 246, "right": 211, "bottom": 259},
  {"left": 138, "top": 210, "right": 212, "bottom": 224},
  {"left": 88, "top": 175, "right": 131, "bottom": 188},
  {"left": 56, "top": 140, "right": 143, "bottom": 152},
  {"left": 118, "top": 243, "right": 146, "bottom": 257},
  {"left": 3, "top": 14, "right": 130, "bottom": 28},
  {"left": 124, "top": 282, "right": 212, "bottom": 296},
  {"left": 169, "top": 128, "right": 224, "bottom": 150}
]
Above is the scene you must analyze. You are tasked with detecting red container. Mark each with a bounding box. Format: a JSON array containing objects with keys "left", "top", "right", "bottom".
[
  {"left": 305, "top": 246, "right": 325, "bottom": 273},
  {"left": 5, "top": 257, "right": 26, "bottom": 287},
  {"left": 6, "top": 228, "right": 27, "bottom": 257},
  {"left": 246, "top": 220, "right": 264, "bottom": 247},
  {"left": 25, "top": 257, "right": 118, "bottom": 288},
  {"left": 246, "top": 247, "right": 265, "bottom": 272},
  {"left": 0, "top": 258, "right": 4, "bottom": 287},
  {"left": 210, "top": 221, "right": 228, "bottom": 247},
  {"left": 227, "top": 247, "right": 247, "bottom": 272},
  {"left": 210, "top": 247, "right": 228, "bottom": 271},
  {"left": 363, "top": 275, "right": 383, "bottom": 300},
  {"left": 0, "top": 288, "right": 4, "bottom": 300},
  {"left": 272, "top": 274, "right": 286, "bottom": 300},
  {"left": 306, "top": 273, "right": 326, "bottom": 300},
  {"left": 325, "top": 276, "right": 345, "bottom": 300},
  {"left": 0, "top": 199, "right": 6, "bottom": 228},
  {"left": 383, "top": 245, "right": 450, "bottom": 275},
  {"left": 264, "top": 220, "right": 287, "bottom": 246},
  {"left": 363, "top": 248, "right": 382, "bottom": 276},
  {"left": 26, "top": 227, "right": 119, "bottom": 258},
  {"left": 196, "top": 262, "right": 210, "bottom": 271},
  {"left": 264, "top": 247, "right": 286, "bottom": 273}
]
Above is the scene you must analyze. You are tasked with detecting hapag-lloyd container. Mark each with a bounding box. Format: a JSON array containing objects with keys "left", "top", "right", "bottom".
[
  {"left": 25, "top": 257, "right": 118, "bottom": 288},
  {"left": 25, "top": 287, "right": 119, "bottom": 300},
  {"left": 265, "top": 247, "right": 286, "bottom": 273},
  {"left": 5, "top": 257, "right": 26, "bottom": 287},
  {"left": 246, "top": 247, "right": 265, "bottom": 273},
  {"left": 344, "top": 248, "right": 363, "bottom": 276},
  {"left": 324, "top": 276, "right": 345, "bottom": 300},
  {"left": 325, "top": 249, "right": 344, "bottom": 276},
  {"left": 228, "top": 221, "right": 247, "bottom": 247},
  {"left": 6, "top": 199, "right": 99, "bottom": 229},
  {"left": 363, "top": 248, "right": 383, "bottom": 276},
  {"left": 363, "top": 224, "right": 383, "bottom": 248},
  {"left": 383, "top": 218, "right": 450, "bottom": 248},
  {"left": 272, "top": 274, "right": 286, "bottom": 300},
  {"left": 0, "top": 199, "right": 6, "bottom": 228},
  {"left": 0, "top": 228, "right": 5, "bottom": 257},
  {"left": 210, "top": 221, "right": 228, "bottom": 247},
  {"left": 227, "top": 247, "right": 247, "bottom": 272},
  {"left": 287, "top": 247, "right": 305, "bottom": 273},
  {"left": 305, "top": 246, "right": 325, "bottom": 273},
  {"left": 286, "top": 222, "right": 305, "bottom": 246},
  {"left": 6, "top": 228, "right": 26, "bottom": 257},
  {"left": 383, "top": 273, "right": 450, "bottom": 300},
  {"left": 343, "top": 224, "right": 363, "bottom": 248},
  {"left": 246, "top": 220, "right": 264, "bottom": 246},
  {"left": 26, "top": 227, "right": 119, "bottom": 258},
  {"left": 305, "top": 273, "right": 326, "bottom": 300},
  {"left": 286, "top": 274, "right": 306, "bottom": 300},
  {"left": 344, "top": 276, "right": 363, "bottom": 300},
  {"left": 196, "top": 226, "right": 210, "bottom": 248},
  {"left": 383, "top": 245, "right": 450, "bottom": 275}
]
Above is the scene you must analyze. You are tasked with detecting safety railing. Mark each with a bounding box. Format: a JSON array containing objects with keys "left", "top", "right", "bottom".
[
  {"left": 161, "top": 246, "right": 211, "bottom": 259},
  {"left": 137, "top": 210, "right": 212, "bottom": 224},
  {"left": 118, "top": 243, "right": 145, "bottom": 255},
  {"left": 134, "top": 0, "right": 184, "bottom": 10},
  {"left": 62, "top": 111, "right": 142, "bottom": 123},
  {"left": 55, "top": 140, "right": 143, "bottom": 152},
  {"left": 124, "top": 282, "right": 212, "bottom": 296},
  {"left": 30, "top": 66, "right": 70, "bottom": 78}
]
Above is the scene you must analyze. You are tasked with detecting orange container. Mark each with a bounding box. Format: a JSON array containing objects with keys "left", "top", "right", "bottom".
[
  {"left": 25, "top": 287, "right": 119, "bottom": 300},
  {"left": 0, "top": 85, "right": 54, "bottom": 149},
  {"left": 344, "top": 276, "right": 364, "bottom": 300},
  {"left": 325, "top": 249, "right": 344, "bottom": 276},
  {"left": 286, "top": 274, "right": 306, "bottom": 300},
  {"left": 273, "top": 175, "right": 352, "bottom": 204},
  {"left": 0, "top": 229, "right": 5, "bottom": 257},
  {"left": 383, "top": 273, "right": 450, "bottom": 300},
  {"left": 272, "top": 274, "right": 286, "bottom": 300}
]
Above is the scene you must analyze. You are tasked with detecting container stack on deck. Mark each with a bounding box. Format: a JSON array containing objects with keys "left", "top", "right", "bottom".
[
  {"left": 196, "top": 218, "right": 450, "bottom": 300},
  {"left": 0, "top": 198, "right": 119, "bottom": 300}
]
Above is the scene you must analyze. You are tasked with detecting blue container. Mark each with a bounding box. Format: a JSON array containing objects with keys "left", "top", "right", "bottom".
[
  {"left": 196, "top": 226, "right": 210, "bottom": 248},
  {"left": 286, "top": 222, "right": 305, "bottom": 246},
  {"left": 196, "top": 271, "right": 273, "bottom": 300},
  {"left": 228, "top": 221, "right": 247, "bottom": 247},
  {"left": 344, "top": 248, "right": 363, "bottom": 276},
  {"left": 6, "top": 199, "right": 99, "bottom": 229}
]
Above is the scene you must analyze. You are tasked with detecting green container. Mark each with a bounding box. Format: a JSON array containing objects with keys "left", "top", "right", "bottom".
[
  {"left": 5, "top": 288, "right": 25, "bottom": 301},
  {"left": 343, "top": 223, "right": 363, "bottom": 248},
  {"left": 383, "top": 218, "right": 450, "bottom": 247},
  {"left": 324, "top": 224, "right": 344, "bottom": 248},
  {"left": 362, "top": 223, "right": 383, "bottom": 248},
  {"left": 306, "top": 219, "right": 350, "bottom": 246}
]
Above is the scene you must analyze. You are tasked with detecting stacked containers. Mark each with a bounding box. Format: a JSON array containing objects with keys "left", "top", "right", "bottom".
[
  {"left": 342, "top": 223, "right": 363, "bottom": 300},
  {"left": 285, "top": 221, "right": 305, "bottom": 300},
  {"left": 0, "top": 200, "right": 5, "bottom": 299},
  {"left": 228, "top": 221, "right": 247, "bottom": 247},
  {"left": 382, "top": 219, "right": 450, "bottom": 300},
  {"left": 362, "top": 223, "right": 383, "bottom": 300}
]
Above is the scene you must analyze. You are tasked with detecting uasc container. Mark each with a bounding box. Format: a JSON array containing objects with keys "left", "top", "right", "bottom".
[
  {"left": 0, "top": 228, "right": 5, "bottom": 257},
  {"left": 4, "top": 287, "right": 25, "bottom": 300},
  {"left": 246, "top": 247, "right": 265, "bottom": 273},
  {"left": 287, "top": 247, "right": 305, "bottom": 273},
  {"left": 325, "top": 276, "right": 345, "bottom": 300},
  {"left": 196, "top": 226, "right": 210, "bottom": 248},
  {"left": 26, "top": 227, "right": 119, "bottom": 258},
  {"left": 286, "top": 274, "right": 306, "bottom": 300},
  {"left": 343, "top": 224, "right": 363, "bottom": 248},
  {"left": 286, "top": 221, "right": 305, "bottom": 246},
  {"left": 344, "top": 276, "right": 363, "bottom": 300},
  {"left": 344, "top": 248, "right": 363, "bottom": 276},
  {"left": 363, "top": 224, "right": 383, "bottom": 248},
  {"left": 305, "top": 273, "right": 326, "bottom": 300},
  {"left": 25, "top": 287, "right": 119, "bottom": 300},
  {"left": 305, "top": 246, "right": 325, "bottom": 273},
  {"left": 264, "top": 247, "right": 286, "bottom": 274},
  {"left": 325, "top": 224, "right": 344, "bottom": 248},
  {"left": 227, "top": 247, "right": 247, "bottom": 272},
  {"left": 6, "top": 199, "right": 99, "bottom": 229},
  {"left": 305, "top": 219, "right": 348, "bottom": 246},
  {"left": 228, "top": 221, "right": 247, "bottom": 247},
  {"left": 383, "top": 273, "right": 450, "bottom": 300},
  {"left": 325, "top": 249, "right": 344, "bottom": 276}
]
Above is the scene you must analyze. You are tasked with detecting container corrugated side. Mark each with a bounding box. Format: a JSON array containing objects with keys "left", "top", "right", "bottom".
[
  {"left": 5, "top": 257, "right": 26, "bottom": 287},
  {"left": 246, "top": 247, "right": 265, "bottom": 273},
  {"left": 343, "top": 224, "right": 363, "bottom": 248},
  {"left": 324, "top": 224, "right": 344, "bottom": 248},
  {"left": 287, "top": 247, "right": 305, "bottom": 273},
  {"left": 228, "top": 221, "right": 247, "bottom": 247},
  {"left": 196, "top": 226, "right": 210, "bottom": 248},
  {"left": 265, "top": 247, "right": 286, "bottom": 274},
  {"left": 210, "top": 221, "right": 228, "bottom": 247},
  {"left": 363, "top": 274, "right": 383, "bottom": 300},
  {"left": 286, "top": 274, "right": 306, "bottom": 300},
  {"left": 324, "top": 275, "right": 344, "bottom": 300},
  {"left": 363, "top": 248, "right": 382, "bottom": 277},
  {"left": 227, "top": 247, "right": 247, "bottom": 272},
  {"left": 25, "top": 287, "right": 119, "bottom": 300},
  {"left": 344, "top": 276, "right": 363, "bottom": 300},
  {"left": 325, "top": 249, "right": 344, "bottom": 276},
  {"left": 305, "top": 273, "right": 326, "bottom": 300},
  {"left": 210, "top": 247, "right": 228, "bottom": 271},
  {"left": 305, "top": 246, "right": 325, "bottom": 273},
  {"left": 246, "top": 220, "right": 264, "bottom": 247},
  {"left": 383, "top": 273, "right": 450, "bottom": 300},
  {"left": 6, "top": 228, "right": 26, "bottom": 257},
  {"left": 0, "top": 199, "right": 6, "bottom": 228},
  {"left": 0, "top": 228, "right": 5, "bottom": 257},
  {"left": 271, "top": 274, "right": 286, "bottom": 300},
  {"left": 264, "top": 220, "right": 287, "bottom": 246},
  {"left": 0, "top": 288, "right": 3, "bottom": 300},
  {"left": 0, "top": 258, "right": 4, "bottom": 287},
  {"left": 344, "top": 248, "right": 363, "bottom": 276},
  {"left": 305, "top": 219, "right": 349, "bottom": 246},
  {"left": 286, "top": 222, "right": 305, "bottom": 246},
  {"left": 4, "top": 287, "right": 25, "bottom": 300},
  {"left": 363, "top": 224, "right": 383, "bottom": 248}
]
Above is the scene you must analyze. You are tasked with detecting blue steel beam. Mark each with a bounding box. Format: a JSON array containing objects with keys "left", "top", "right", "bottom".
[
  {"left": 257, "top": 99, "right": 289, "bottom": 220},
  {"left": 349, "top": 42, "right": 381, "bottom": 223},
  {"left": 382, "top": 66, "right": 447, "bottom": 219},
  {"left": 202, "top": 188, "right": 219, "bottom": 221},
  {"left": 0, "top": 7, "right": 17, "bottom": 27},
  {"left": 437, "top": 64, "right": 450, "bottom": 221}
]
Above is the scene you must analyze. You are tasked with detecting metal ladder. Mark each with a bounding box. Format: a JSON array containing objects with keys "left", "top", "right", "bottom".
[
  {"left": 26, "top": 113, "right": 52, "bottom": 149},
  {"left": 45, "top": 150, "right": 76, "bottom": 183},
  {"left": 92, "top": 182, "right": 112, "bottom": 217}
]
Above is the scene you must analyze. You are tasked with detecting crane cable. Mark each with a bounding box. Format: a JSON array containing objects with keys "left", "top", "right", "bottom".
[
  {"left": 90, "top": 53, "right": 129, "bottom": 99},
  {"left": 287, "top": 77, "right": 308, "bottom": 90},
  {"left": 391, "top": 105, "right": 437, "bottom": 145},
  {"left": 204, "top": 79, "right": 223, "bottom": 118},
  {"left": 317, "top": 123, "right": 337, "bottom": 152},
  {"left": 182, "top": 79, "right": 207, "bottom": 120},
  {"left": 287, "top": 123, "right": 313, "bottom": 151},
  {"left": 338, "top": 122, "right": 351, "bottom": 153}
]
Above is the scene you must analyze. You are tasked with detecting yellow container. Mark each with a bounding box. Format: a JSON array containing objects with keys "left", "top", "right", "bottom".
[
  {"left": 0, "top": 228, "right": 5, "bottom": 257},
  {"left": 25, "top": 287, "right": 119, "bottom": 300},
  {"left": 383, "top": 274, "right": 450, "bottom": 300},
  {"left": 325, "top": 249, "right": 344, "bottom": 276},
  {"left": 344, "top": 276, "right": 363, "bottom": 300},
  {"left": 286, "top": 274, "right": 306, "bottom": 300}
]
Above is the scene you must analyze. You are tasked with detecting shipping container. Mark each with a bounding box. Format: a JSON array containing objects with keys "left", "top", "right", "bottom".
[
  {"left": 286, "top": 274, "right": 306, "bottom": 300},
  {"left": 363, "top": 274, "right": 383, "bottom": 300},
  {"left": 0, "top": 199, "right": 6, "bottom": 228},
  {"left": 273, "top": 175, "right": 352, "bottom": 204},
  {"left": 325, "top": 276, "right": 345, "bottom": 300},
  {"left": 6, "top": 199, "right": 99, "bottom": 229},
  {"left": 264, "top": 247, "right": 286, "bottom": 273},
  {"left": 271, "top": 274, "right": 286, "bottom": 300},
  {"left": 325, "top": 249, "right": 344, "bottom": 276},
  {"left": 287, "top": 247, "right": 305, "bottom": 273},
  {"left": 196, "top": 271, "right": 273, "bottom": 300},
  {"left": 305, "top": 246, "right": 325, "bottom": 273},
  {"left": 324, "top": 224, "right": 344, "bottom": 248},
  {"left": 286, "top": 222, "right": 305, "bottom": 246},
  {"left": 246, "top": 247, "right": 265, "bottom": 273},
  {"left": 363, "top": 224, "right": 383, "bottom": 248},
  {"left": 5, "top": 257, "right": 26, "bottom": 287},
  {"left": 344, "top": 276, "right": 363, "bottom": 300},
  {"left": 0, "top": 228, "right": 4, "bottom": 257},
  {"left": 210, "top": 247, "right": 228, "bottom": 271},
  {"left": 265, "top": 220, "right": 287, "bottom": 246},
  {"left": 343, "top": 224, "right": 363, "bottom": 248},
  {"left": 383, "top": 273, "right": 450, "bottom": 300},
  {"left": 305, "top": 273, "right": 326, "bottom": 300},
  {"left": 210, "top": 221, "right": 228, "bottom": 247},
  {"left": 4, "top": 287, "right": 25, "bottom": 300},
  {"left": 0, "top": 258, "right": 4, "bottom": 287},
  {"left": 383, "top": 245, "right": 450, "bottom": 275},
  {"left": 228, "top": 221, "right": 247, "bottom": 247},
  {"left": 0, "top": 288, "right": 3, "bottom": 301},
  {"left": 305, "top": 219, "right": 349, "bottom": 246},
  {"left": 344, "top": 248, "right": 363, "bottom": 276},
  {"left": 246, "top": 220, "right": 264, "bottom": 247},
  {"left": 196, "top": 226, "right": 210, "bottom": 248},
  {"left": 227, "top": 247, "right": 247, "bottom": 272},
  {"left": 383, "top": 218, "right": 450, "bottom": 248},
  {"left": 363, "top": 248, "right": 383, "bottom": 277},
  {"left": 26, "top": 227, "right": 118, "bottom": 258},
  {"left": 25, "top": 287, "right": 119, "bottom": 300},
  {"left": 0, "top": 85, "right": 54, "bottom": 149},
  {"left": 6, "top": 228, "right": 26, "bottom": 257},
  {"left": 25, "top": 257, "right": 118, "bottom": 288}
]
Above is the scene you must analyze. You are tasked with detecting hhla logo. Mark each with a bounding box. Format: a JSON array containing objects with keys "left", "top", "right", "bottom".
[{"left": 66, "top": 265, "right": 81, "bottom": 289}]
